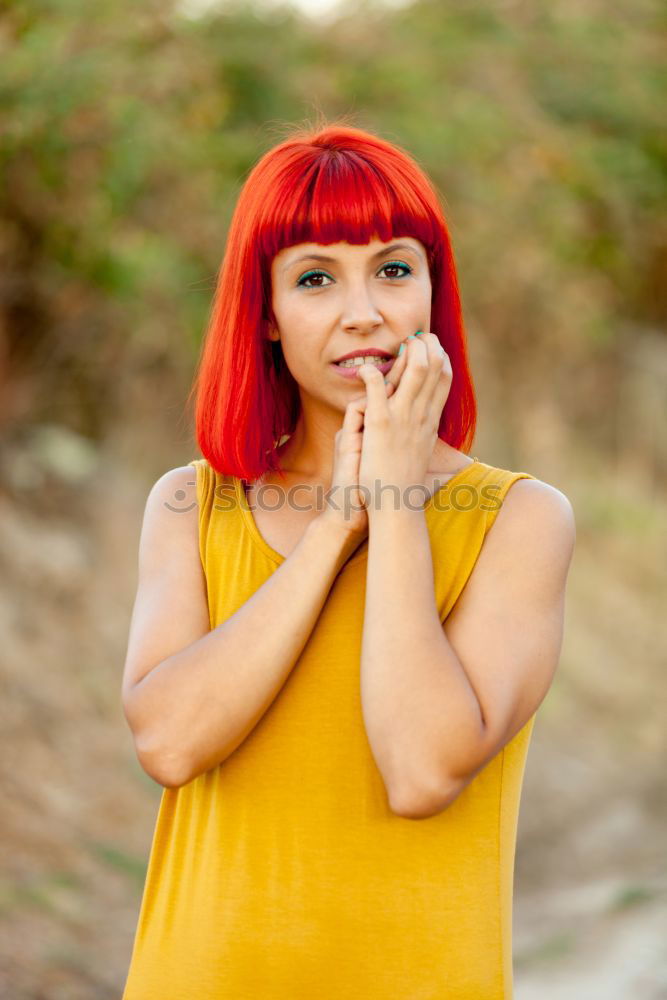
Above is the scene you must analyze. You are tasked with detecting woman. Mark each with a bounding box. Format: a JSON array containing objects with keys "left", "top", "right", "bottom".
[{"left": 121, "top": 121, "right": 575, "bottom": 998}]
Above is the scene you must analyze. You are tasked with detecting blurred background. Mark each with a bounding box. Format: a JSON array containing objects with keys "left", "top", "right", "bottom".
[{"left": 1, "top": 0, "right": 665, "bottom": 996}]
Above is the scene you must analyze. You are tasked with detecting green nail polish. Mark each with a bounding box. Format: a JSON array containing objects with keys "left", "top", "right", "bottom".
[
  {"left": 398, "top": 343, "right": 405, "bottom": 356},
  {"left": 415, "top": 330, "right": 424, "bottom": 336}
]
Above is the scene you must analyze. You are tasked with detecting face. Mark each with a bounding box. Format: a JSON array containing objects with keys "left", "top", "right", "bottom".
[{"left": 268, "top": 235, "right": 432, "bottom": 406}]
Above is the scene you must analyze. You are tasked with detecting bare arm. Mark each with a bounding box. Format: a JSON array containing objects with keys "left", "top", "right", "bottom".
[
  {"left": 121, "top": 466, "right": 363, "bottom": 789},
  {"left": 361, "top": 478, "right": 575, "bottom": 818}
]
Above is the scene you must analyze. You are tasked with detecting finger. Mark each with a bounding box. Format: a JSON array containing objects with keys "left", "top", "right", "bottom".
[
  {"left": 433, "top": 352, "right": 453, "bottom": 425},
  {"left": 420, "top": 332, "right": 448, "bottom": 395},
  {"left": 344, "top": 389, "right": 398, "bottom": 438},
  {"left": 351, "top": 378, "right": 394, "bottom": 402},
  {"left": 382, "top": 325, "right": 426, "bottom": 394},
  {"left": 391, "top": 334, "right": 430, "bottom": 409},
  {"left": 383, "top": 357, "right": 405, "bottom": 396},
  {"left": 356, "top": 363, "right": 390, "bottom": 417},
  {"left": 383, "top": 342, "right": 409, "bottom": 395},
  {"left": 342, "top": 392, "right": 367, "bottom": 436},
  {"left": 417, "top": 333, "right": 452, "bottom": 425}
]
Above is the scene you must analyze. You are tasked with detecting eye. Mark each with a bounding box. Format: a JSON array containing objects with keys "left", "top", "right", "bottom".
[
  {"left": 296, "top": 261, "right": 413, "bottom": 289},
  {"left": 381, "top": 261, "right": 413, "bottom": 280},
  {"left": 296, "top": 269, "right": 332, "bottom": 289}
]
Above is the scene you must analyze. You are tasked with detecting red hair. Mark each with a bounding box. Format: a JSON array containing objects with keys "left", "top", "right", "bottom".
[{"left": 187, "top": 120, "right": 477, "bottom": 481}]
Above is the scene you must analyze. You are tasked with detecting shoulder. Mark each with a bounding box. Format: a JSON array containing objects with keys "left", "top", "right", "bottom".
[
  {"left": 152, "top": 463, "right": 200, "bottom": 491},
  {"left": 499, "top": 476, "right": 575, "bottom": 532},
  {"left": 133, "top": 465, "right": 205, "bottom": 608},
  {"left": 142, "top": 464, "right": 200, "bottom": 533},
  {"left": 490, "top": 475, "right": 576, "bottom": 574}
]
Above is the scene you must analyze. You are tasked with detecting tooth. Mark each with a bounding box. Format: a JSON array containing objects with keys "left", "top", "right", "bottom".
[{"left": 337, "top": 355, "right": 388, "bottom": 367}]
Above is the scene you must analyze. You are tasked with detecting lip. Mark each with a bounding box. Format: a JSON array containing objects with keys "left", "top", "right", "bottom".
[
  {"left": 333, "top": 348, "right": 395, "bottom": 363},
  {"left": 331, "top": 357, "right": 396, "bottom": 379}
]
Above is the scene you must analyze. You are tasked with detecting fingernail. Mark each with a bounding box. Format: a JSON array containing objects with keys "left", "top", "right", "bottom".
[
  {"left": 415, "top": 330, "right": 424, "bottom": 336},
  {"left": 398, "top": 343, "right": 405, "bottom": 356}
]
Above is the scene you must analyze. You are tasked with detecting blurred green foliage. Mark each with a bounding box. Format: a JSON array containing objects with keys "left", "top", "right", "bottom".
[{"left": 0, "top": 0, "right": 664, "bottom": 451}]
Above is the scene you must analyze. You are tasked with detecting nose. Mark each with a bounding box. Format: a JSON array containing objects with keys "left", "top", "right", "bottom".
[{"left": 340, "top": 283, "right": 384, "bottom": 334}]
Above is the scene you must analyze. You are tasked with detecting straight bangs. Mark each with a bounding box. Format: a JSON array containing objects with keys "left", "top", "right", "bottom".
[
  {"left": 256, "top": 148, "right": 441, "bottom": 281},
  {"left": 188, "top": 123, "right": 476, "bottom": 483}
]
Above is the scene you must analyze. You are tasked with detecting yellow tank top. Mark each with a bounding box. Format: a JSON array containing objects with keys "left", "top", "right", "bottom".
[{"left": 122, "top": 457, "right": 538, "bottom": 999}]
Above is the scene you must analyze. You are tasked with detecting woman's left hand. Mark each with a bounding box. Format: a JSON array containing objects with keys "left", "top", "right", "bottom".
[{"left": 356, "top": 331, "right": 452, "bottom": 515}]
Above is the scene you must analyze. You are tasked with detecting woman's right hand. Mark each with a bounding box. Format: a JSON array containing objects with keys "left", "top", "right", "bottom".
[{"left": 318, "top": 377, "right": 397, "bottom": 551}]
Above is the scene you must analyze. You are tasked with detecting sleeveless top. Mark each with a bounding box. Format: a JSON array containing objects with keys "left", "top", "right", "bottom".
[{"left": 122, "top": 457, "right": 539, "bottom": 999}]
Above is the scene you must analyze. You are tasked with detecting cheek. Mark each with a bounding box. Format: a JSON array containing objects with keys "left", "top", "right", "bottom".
[
  {"left": 276, "top": 293, "right": 326, "bottom": 334},
  {"left": 279, "top": 332, "right": 327, "bottom": 376}
]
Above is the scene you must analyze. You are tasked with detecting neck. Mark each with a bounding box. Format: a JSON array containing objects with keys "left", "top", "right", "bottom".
[{"left": 272, "top": 410, "right": 340, "bottom": 482}]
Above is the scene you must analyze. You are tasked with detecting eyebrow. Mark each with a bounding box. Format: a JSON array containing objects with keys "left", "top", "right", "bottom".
[{"left": 283, "top": 242, "right": 424, "bottom": 272}]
